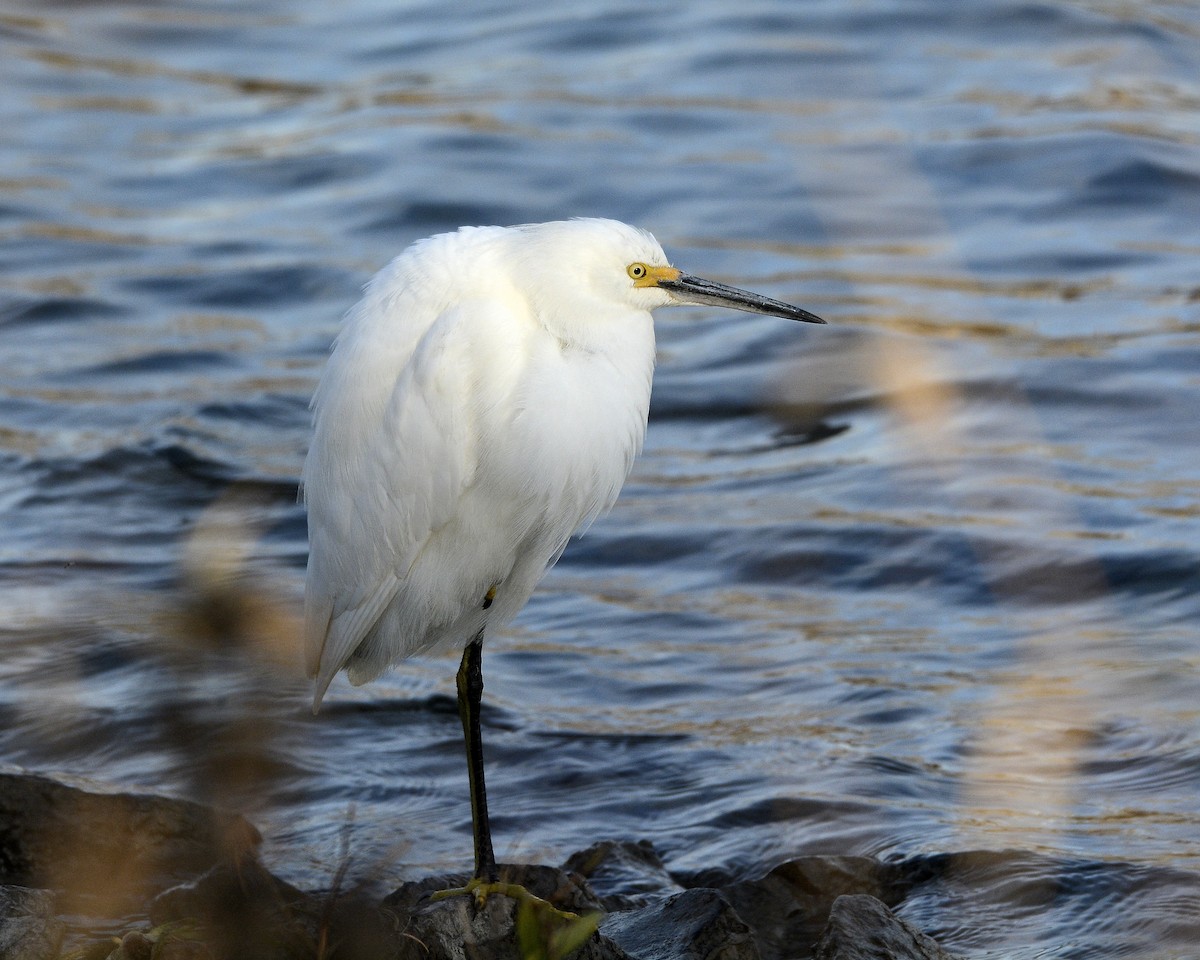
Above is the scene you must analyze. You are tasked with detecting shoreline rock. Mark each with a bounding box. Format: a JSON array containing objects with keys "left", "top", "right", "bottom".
[
  {"left": 0, "top": 772, "right": 259, "bottom": 918},
  {"left": 0, "top": 886, "right": 63, "bottom": 960},
  {"left": 0, "top": 772, "right": 967, "bottom": 960}
]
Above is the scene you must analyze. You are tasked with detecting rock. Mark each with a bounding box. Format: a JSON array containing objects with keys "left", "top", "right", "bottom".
[
  {"left": 0, "top": 885, "right": 63, "bottom": 960},
  {"left": 406, "top": 892, "right": 523, "bottom": 959},
  {"left": 149, "top": 856, "right": 309, "bottom": 926},
  {"left": 149, "top": 858, "right": 312, "bottom": 958},
  {"left": 813, "top": 895, "right": 964, "bottom": 960},
  {"left": 149, "top": 857, "right": 410, "bottom": 960},
  {"left": 402, "top": 890, "right": 621, "bottom": 960},
  {"left": 384, "top": 856, "right": 761, "bottom": 960},
  {"left": 717, "top": 856, "right": 909, "bottom": 960},
  {"left": 0, "top": 776, "right": 982, "bottom": 960},
  {"left": 386, "top": 861, "right": 606, "bottom": 918},
  {"left": 0, "top": 772, "right": 259, "bottom": 915},
  {"left": 564, "top": 840, "right": 684, "bottom": 909},
  {"left": 601, "top": 887, "right": 759, "bottom": 960},
  {"left": 386, "top": 865, "right": 626, "bottom": 960}
]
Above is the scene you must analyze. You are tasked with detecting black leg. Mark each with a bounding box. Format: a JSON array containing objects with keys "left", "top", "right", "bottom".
[
  {"left": 457, "top": 633, "right": 497, "bottom": 881},
  {"left": 434, "top": 648, "right": 586, "bottom": 922}
]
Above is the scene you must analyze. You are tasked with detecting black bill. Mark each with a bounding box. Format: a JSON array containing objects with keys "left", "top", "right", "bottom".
[{"left": 659, "top": 273, "right": 825, "bottom": 324}]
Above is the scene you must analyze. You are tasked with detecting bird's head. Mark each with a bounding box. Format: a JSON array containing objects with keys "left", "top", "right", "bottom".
[{"left": 511, "top": 218, "right": 825, "bottom": 328}]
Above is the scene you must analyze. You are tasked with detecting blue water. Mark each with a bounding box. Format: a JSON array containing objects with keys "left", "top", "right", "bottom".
[{"left": 2, "top": 1, "right": 1200, "bottom": 956}]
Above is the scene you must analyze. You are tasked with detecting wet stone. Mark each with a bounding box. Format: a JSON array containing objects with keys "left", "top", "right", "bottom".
[
  {"left": 600, "top": 887, "right": 759, "bottom": 960},
  {"left": 402, "top": 890, "right": 624, "bottom": 960},
  {"left": 385, "top": 861, "right": 606, "bottom": 916},
  {"left": 0, "top": 772, "right": 259, "bottom": 916},
  {"left": 0, "top": 774, "right": 976, "bottom": 960},
  {"left": 813, "top": 895, "right": 965, "bottom": 960},
  {"left": 717, "top": 855, "right": 910, "bottom": 960},
  {"left": 564, "top": 839, "right": 685, "bottom": 909},
  {"left": 0, "top": 885, "right": 63, "bottom": 960}
]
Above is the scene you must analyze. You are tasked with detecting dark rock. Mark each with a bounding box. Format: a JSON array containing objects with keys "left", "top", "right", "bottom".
[
  {"left": 564, "top": 840, "right": 683, "bottom": 909},
  {"left": 149, "top": 857, "right": 309, "bottom": 938},
  {"left": 407, "top": 893, "right": 520, "bottom": 959},
  {"left": 0, "top": 885, "right": 63, "bottom": 960},
  {"left": 385, "top": 863, "right": 626, "bottom": 960},
  {"left": 813, "top": 895, "right": 964, "bottom": 960},
  {"left": 404, "top": 892, "right": 620, "bottom": 960},
  {"left": 0, "top": 772, "right": 259, "bottom": 915},
  {"left": 119, "top": 930, "right": 154, "bottom": 960},
  {"left": 718, "top": 856, "right": 909, "bottom": 960},
  {"left": 0, "top": 772, "right": 983, "bottom": 960},
  {"left": 386, "top": 862, "right": 606, "bottom": 917},
  {"left": 150, "top": 857, "right": 409, "bottom": 960},
  {"left": 601, "top": 888, "right": 758, "bottom": 960}
]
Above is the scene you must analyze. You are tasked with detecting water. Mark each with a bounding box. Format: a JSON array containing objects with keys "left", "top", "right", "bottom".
[{"left": 2, "top": 0, "right": 1199, "bottom": 955}]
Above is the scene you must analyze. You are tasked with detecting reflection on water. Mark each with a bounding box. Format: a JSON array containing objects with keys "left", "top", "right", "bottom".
[{"left": 2, "top": 0, "right": 1200, "bottom": 956}]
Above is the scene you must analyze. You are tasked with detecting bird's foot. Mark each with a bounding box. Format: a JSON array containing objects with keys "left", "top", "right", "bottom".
[{"left": 430, "top": 875, "right": 581, "bottom": 921}]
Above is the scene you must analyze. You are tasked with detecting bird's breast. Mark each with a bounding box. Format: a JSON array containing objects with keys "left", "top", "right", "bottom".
[{"left": 480, "top": 322, "right": 655, "bottom": 540}]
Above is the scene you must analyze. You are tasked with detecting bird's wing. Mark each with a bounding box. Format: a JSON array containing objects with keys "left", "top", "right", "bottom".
[{"left": 303, "top": 298, "right": 489, "bottom": 709}]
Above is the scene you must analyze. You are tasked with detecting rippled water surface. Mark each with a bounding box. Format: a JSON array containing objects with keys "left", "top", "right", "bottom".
[{"left": 3, "top": 1, "right": 1200, "bottom": 956}]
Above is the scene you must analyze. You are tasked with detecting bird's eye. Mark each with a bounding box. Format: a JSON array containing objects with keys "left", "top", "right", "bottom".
[{"left": 627, "top": 263, "right": 648, "bottom": 280}]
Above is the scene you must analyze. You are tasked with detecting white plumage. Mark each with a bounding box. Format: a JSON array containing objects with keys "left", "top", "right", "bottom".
[
  {"left": 301, "top": 217, "right": 823, "bottom": 882},
  {"left": 303, "top": 219, "right": 666, "bottom": 706}
]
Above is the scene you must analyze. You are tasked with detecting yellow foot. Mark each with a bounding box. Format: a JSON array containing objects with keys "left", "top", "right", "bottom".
[{"left": 430, "top": 875, "right": 581, "bottom": 921}]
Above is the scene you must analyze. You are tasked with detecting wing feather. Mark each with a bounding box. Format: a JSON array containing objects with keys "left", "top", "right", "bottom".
[{"left": 303, "top": 267, "right": 494, "bottom": 710}]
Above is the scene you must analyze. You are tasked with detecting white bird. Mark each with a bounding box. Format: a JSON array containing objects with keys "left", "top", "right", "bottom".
[{"left": 303, "top": 218, "right": 823, "bottom": 888}]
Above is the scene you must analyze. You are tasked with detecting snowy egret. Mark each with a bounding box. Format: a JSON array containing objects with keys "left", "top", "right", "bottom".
[{"left": 303, "top": 218, "right": 824, "bottom": 886}]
